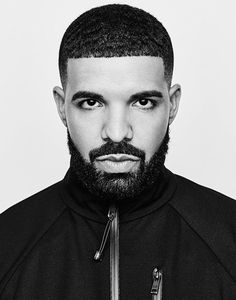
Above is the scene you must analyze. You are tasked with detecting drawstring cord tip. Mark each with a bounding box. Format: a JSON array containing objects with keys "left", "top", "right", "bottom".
[{"left": 94, "top": 250, "right": 102, "bottom": 261}]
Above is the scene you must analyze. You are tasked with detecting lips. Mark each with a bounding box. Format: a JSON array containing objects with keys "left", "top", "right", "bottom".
[
  {"left": 95, "top": 154, "right": 140, "bottom": 173},
  {"left": 95, "top": 154, "right": 140, "bottom": 162}
]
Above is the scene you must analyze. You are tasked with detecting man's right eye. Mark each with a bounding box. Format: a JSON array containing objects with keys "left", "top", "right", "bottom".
[{"left": 77, "top": 99, "right": 102, "bottom": 110}]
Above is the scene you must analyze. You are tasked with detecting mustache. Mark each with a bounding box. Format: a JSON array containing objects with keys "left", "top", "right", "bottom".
[{"left": 89, "top": 140, "right": 145, "bottom": 162}]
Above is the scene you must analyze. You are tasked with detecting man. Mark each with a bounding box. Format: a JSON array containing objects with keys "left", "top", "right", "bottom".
[{"left": 0, "top": 4, "right": 236, "bottom": 299}]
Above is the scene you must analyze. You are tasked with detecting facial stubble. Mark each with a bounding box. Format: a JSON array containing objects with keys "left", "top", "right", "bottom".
[{"left": 67, "top": 127, "right": 170, "bottom": 202}]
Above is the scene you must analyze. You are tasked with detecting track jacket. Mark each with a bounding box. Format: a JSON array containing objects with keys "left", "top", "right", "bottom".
[{"left": 0, "top": 167, "right": 236, "bottom": 299}]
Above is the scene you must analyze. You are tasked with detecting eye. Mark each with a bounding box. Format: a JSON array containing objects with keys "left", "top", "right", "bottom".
[
  {"left": 78, "top": 99, "right": 102, "bottom": 110},
  {"left": 133, "top": 99, "right": 156, "bottom": 110}
]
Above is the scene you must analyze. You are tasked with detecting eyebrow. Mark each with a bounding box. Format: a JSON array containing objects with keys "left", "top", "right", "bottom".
[
  {"left": 129, "top": 90, "right": 163, "bottom": 102},
  {"left": 71, "top": 90, "right": 164, "bottom": 103},
  {"left": 71, "top": 91, "right": 104, "bottom": 102}
]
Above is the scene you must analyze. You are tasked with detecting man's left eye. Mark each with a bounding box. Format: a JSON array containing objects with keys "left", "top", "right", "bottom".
[{"left": 133, "top": 99, "right": 155, "bottom": 109}]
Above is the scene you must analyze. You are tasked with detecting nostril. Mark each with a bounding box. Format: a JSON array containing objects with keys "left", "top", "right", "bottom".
[
  {"left": 123, "top": 136, "right": 132, "bottom": 142},
  {"left": 102, "top": 137, "right": 131, "bottom": 144}
]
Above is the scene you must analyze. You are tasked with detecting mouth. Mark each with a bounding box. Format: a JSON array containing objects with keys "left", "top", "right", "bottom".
[{"left": 95, "top": 154, "right": 141, "bottom": 173}]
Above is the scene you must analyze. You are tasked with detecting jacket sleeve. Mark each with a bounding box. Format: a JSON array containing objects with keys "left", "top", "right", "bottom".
[
  {"left": 170, "top": 175, "right": 236, "bottom": 284},
  {"left": 0, "top": 182, "right": 66, "bottom": 294}
]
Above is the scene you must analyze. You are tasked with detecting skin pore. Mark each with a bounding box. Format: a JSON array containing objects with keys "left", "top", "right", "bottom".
[{"left": 53, "top": 56, "right": 181, "bottom": 200}]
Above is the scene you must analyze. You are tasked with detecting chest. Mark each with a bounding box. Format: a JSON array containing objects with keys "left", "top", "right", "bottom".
[{"left": 2, "top": 209, "right": 236, "bottom": 299}]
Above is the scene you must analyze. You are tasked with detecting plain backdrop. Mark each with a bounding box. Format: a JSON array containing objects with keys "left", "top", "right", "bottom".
[{"left": 0, "top": 0, "right": 235, "bottom": 213}]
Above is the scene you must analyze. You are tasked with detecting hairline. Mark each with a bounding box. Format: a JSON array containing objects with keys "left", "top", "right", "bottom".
[{"left": 61, "top": 55, "right": 172, "bottom": 91}]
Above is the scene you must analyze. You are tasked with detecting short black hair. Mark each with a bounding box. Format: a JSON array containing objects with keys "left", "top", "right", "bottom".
[{"left": 59, "top": 4, "right": 174, "bottom": 89}]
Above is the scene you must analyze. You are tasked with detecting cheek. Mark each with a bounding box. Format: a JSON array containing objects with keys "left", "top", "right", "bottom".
[
  {"left": 66, "top": 109, "right": 102, "bottom": 161},
  {"left": 133, "top": 114, "right": 169, "bottom": 162}
]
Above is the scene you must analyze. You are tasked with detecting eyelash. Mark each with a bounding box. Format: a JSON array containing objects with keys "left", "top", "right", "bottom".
[
  {"left": 77, "top": 99, "right": 102, "bottom": 110},
  {"left": 76, "top": 99, "right": 158, "bottom": 110},
  {"left": 134, "top": 99, "right": 157, "bottom": 110}
]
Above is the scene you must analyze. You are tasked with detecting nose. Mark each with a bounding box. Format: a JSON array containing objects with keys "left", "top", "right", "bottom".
[{"left": 101, "top": 106, "right": 133, "bottom": 143}]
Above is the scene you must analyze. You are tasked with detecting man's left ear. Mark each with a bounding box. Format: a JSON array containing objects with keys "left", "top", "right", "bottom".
[{"left": 168, "top": 84, "right": 181, "bottom": 125}]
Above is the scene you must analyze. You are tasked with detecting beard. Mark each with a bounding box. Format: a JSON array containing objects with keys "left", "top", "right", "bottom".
[{"left": 67, "top": 127, "right": 170, "bottom": 202}]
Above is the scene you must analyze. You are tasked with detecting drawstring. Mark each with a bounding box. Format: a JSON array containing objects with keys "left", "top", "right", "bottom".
[{"left": 94, "top": 206, "right": 116, "bottom": 261}]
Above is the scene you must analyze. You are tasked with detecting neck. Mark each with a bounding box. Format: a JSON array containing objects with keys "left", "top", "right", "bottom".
[{"left": 62, "top": 165, "right": 177, "bottom": 223}]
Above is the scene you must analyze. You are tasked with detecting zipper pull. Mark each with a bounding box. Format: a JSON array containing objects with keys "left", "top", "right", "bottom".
[
  {"left": 151, "top": 267, "right": 163, "bottom": 300},
  {"left": 94, "top": 206, "right": 116, "bottom": 261}
]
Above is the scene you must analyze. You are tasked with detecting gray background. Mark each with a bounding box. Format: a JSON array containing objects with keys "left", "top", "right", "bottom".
[{"left": 1, "top": 0, "right": 235, "bottom": 213}]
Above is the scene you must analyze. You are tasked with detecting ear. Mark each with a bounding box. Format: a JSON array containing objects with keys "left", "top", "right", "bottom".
[
  {"left": 168, "top": 84, "right": 181, "bottom": 125},
  {"left": 53, "top": 86, "right": 67, "bottom": 127}
]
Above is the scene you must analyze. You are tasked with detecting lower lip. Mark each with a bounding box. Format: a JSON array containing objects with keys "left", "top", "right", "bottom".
[{"left": 95, "top": 160, "right": 140, "bottom": 173}]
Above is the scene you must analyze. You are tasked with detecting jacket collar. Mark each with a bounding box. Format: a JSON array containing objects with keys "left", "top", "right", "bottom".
[{"left": 61, "top": 166, "right": 177, "bottom": 224}]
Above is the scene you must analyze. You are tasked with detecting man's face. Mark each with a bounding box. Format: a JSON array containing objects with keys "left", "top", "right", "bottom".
[{"left": 54, "top": 56, "right": 180, "bottom": 199}]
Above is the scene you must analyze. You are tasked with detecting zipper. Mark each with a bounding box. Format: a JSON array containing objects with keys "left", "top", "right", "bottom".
[
  {"left": 110, "top": 205, "right": 119, "bottom": 300},
  {"left": 94, "top": 205, "right": 119, "bottom": 300},
  {"left": 151, "top": 267, "right": 163, "bottom": 300}
]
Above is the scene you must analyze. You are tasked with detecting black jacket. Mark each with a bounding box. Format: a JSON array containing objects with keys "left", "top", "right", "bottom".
[{"left": 0, "top": 167, "right": 236, "bottom": 299}]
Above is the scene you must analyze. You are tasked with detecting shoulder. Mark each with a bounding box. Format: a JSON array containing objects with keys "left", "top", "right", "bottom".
[
  {"left": 169, "top": 172, "right": 236, "bottom": 282},
  {"left": 171, "top": 173, "right": 236, "bottom": 218},
  {"left": 0, "top": 180, "right": 67, "bottom": 231},
  {"left": 0, "top": 180, "right": 67, "bottom": 291}
]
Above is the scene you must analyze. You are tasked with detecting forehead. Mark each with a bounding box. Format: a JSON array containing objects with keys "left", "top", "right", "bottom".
[{"left": 66, "top": 56, "right": 166, "bottom": 94}]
